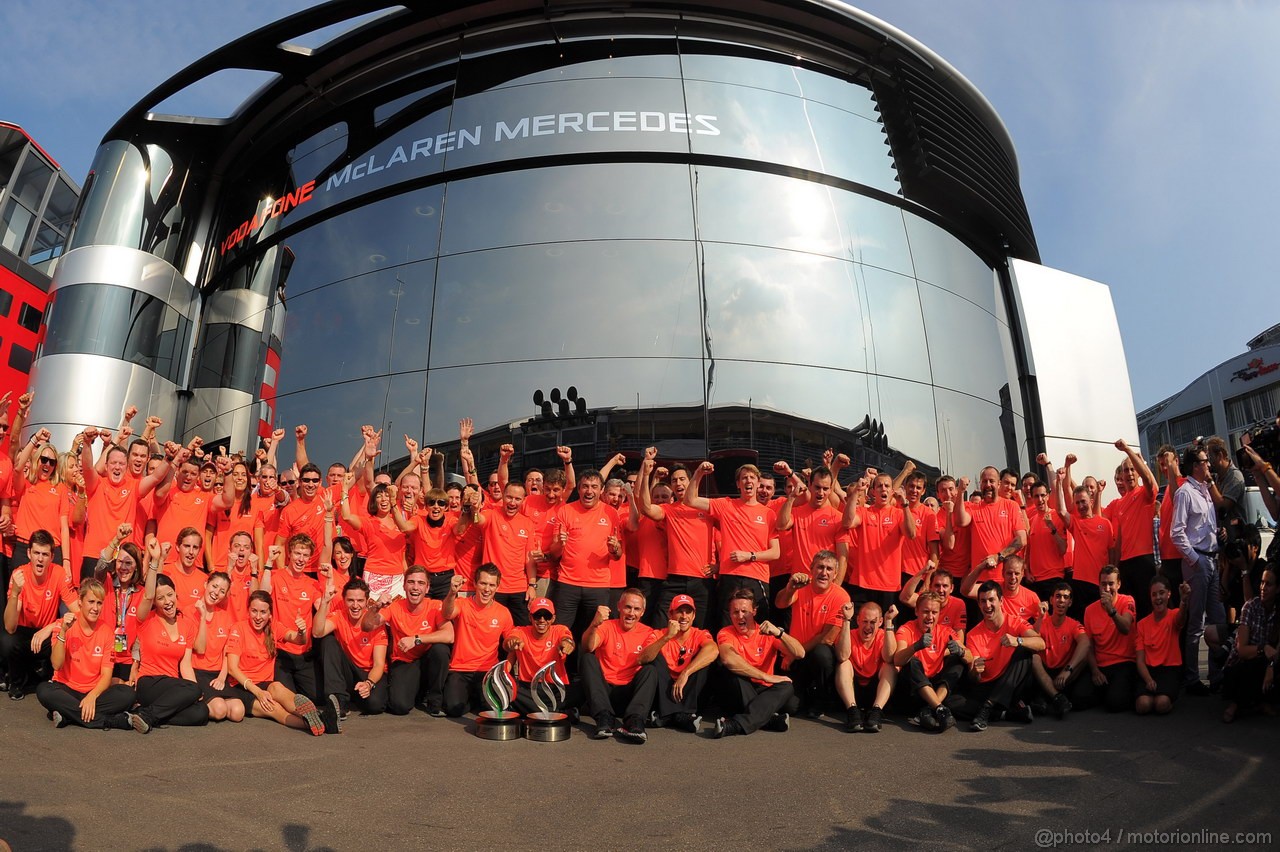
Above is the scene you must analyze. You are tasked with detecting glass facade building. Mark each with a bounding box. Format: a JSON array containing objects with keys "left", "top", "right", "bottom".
[{"left": 27, "top": 1, "right": 1135, "bottom": 483}]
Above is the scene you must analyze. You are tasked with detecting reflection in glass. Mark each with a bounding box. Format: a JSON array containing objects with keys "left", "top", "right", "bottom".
[
  {"left": 933, "top": 386, "right": 1022, "bottom": 479},
  {"left": 439, "top": 163, "right": 694, "bottom": 255},
  {"left": 708, "top": 360, "right": 872, "bottom": 434},
  {"left": 480, "top": 46, "right": 681, "bottom": 90},
  {"left": 679, "top": 53, "right": 880, "bottom": 122},
  {"left": 194, "top": 323, "right": 260, "bottom": 392},
  {"left": 918, "top": 282, "right": 1016, "bottom": 405},
  {"left": 860, "top": 266, "right": 931, "bottom": 385},
  {"left": 277, "top": 263, "right": 433, "bottom": 393},
  {"left": 871, "top": 376, "right": 940, "bottom": 470},
  {"left": 903, "top": 211, "right": 997, "bottom": 314},
  {"left": 701, "top": 242, "right": 867, "bottom": 373},
  {"left": 431, "top": 240, "right": 702, "bottom": 367}
]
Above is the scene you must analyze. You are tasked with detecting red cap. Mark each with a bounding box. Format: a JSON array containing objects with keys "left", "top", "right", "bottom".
[
  {"left": 530, "top": 597, "right": 555, "bottom": 616},
  {"left": 669, "top": 594, "right": 696, "bottom": 613}
]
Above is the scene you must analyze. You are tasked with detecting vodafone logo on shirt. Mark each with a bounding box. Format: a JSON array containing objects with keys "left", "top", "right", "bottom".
[
  {"left": 420, "top": 619, "right": 431, "bottom": 628},
  {"left": 881, "top": 516, "right": 894, "bottom": 527},
  {"left": 818, "top": 518, "right": 830, "bottom": 526},
  {"left": 754, "top": 515, "right": 765, "bottom": 524},
  {"left": 360, "top": 636, "right": 371, "bottom": 647},
  {"left": 490, "top": 618, "right": 499, "bottom": 627},
  {"left": 596, "top": 518, "right": 610, "bottom": 526},
  {"left": 217, "top": 627, "right": 226, "bottom": 636},
  {"left": 44, "top": 589, "right": 52, "bottom": 600},
  {"left": 517, "top": 530, "right": 529, "bottom": 539},
  {"left": 92, "top": 646, "right": 104, "bottom": 656}
]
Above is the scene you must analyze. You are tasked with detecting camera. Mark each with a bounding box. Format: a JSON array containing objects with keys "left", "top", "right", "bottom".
[{"left": 1235, "top": 420, "right": 1280, "bottom": 471}]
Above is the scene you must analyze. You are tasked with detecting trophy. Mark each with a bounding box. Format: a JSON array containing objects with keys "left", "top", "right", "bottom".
[
  {"left": 522, "top": 661, "right": 571, "bottom": 742},
  {"left": 474, "top": 660, "right": 521, "bottom": 740}
]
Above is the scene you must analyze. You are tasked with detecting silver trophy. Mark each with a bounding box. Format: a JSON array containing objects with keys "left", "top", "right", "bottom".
[
  {"left": 523, "top": 661, "right": 571, "bottom": 742},
  {"left": 474, "top": 660, "right": 521, "bottom": 740}
]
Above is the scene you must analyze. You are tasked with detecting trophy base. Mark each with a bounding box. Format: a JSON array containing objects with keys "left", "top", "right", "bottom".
[
  {"left": 523, "top": 711, "right": 571, "bottom": 742},
  {"left": 475, "top": 710, "right": 522, "bottom": 741}
]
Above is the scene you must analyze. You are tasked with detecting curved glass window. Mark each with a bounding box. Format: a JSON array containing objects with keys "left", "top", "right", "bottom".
[
  {"left": 194, "top": 323, "right": 261, "bottom": 392},
  {"left": 919, "top": 283, "right": 1016, "bottom": 405},
  {"left": 40, "top": 283, "right": 192, "bottom": 384}
]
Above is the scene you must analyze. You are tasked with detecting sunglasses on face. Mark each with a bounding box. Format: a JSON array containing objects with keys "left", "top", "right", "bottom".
[
  {"left": 300, "top": 477, "right": 321, "bottom": 484},
  {"left": 532, "top": 612, "right": 553, "bottom": 621},
  {"left": 428, "top": 499, "right": 449, "bottom": 507},
  {"left": 39, "top": 457, "right": 57, "bottom": 466}
]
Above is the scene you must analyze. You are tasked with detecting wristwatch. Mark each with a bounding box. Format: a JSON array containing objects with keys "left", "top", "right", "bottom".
[{"left": 414, "top": 635, "right": 422, "bottom": 647}]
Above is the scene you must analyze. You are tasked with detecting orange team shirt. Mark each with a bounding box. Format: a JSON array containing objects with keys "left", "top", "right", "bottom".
[
  {"left": 333, "top": 484, "right": 368, "bottom": 553},
  {"left": 224, "top": 561, "right": 256, "bottom": 623},
  {"left": 133, "top": 487, "right": 155, "bottom": 550},
  {"left": 269, "top": 569, "right": 321, "bottom": 655},
  {"left": 1158, "top": 477, "right": 1187, "bottom": 562},
  {"left": 1002, "top": 585, "right": 1042, "bottom": 626},
  {"left": 1110, "top": 484, "right": 1156, "bottom": 561},
  {"left": 900, "top": 503, "right": 937, "bottom": 576},
  {"left": 848, "top": 628, "right": 889, "bottom": 682},
  {"left": 64, "top": 489, "right": 87, "bottom": 574},
  {"left": 326, "top": 609, "right": 389, "bottom": 672},
  {"left": 849, "top": 504, "right": 907, "bottom": 592},
  {"left": 1070, "top": 515, "right": 1114, "bottom": 587},
  {"left": 250, "top": 494, "right": 283, "bottom": 550},
  {"left": 276, "top": 495, "right": 327, "bottom": 570},
  {"left": 662, "top": 503, "right": 715, "bottom": 578},
  {"left": 12, "top": 480, "right": 69, "bottom": 544},
  {"left": 608, "top": 524, "right": 628, "bottom": 588},
  {"left": 1083, "top": 595, "right": 1137, "bottom": 666},
  {"left": 361, "top": 515, "right": 408, "bottom": 577},
  {"left": 967, "top": 497, "right": 1027, "bottom": 582},
  {"left": 8, "top": 564, "right": 77, "bottom": 628},
  {"left": 84, "top": 475, "right": 147, "bottom": 557},
  {"left": 102, "top": 582, "right": 145, "bottom": 666},
  {"left": 656, "top": 626, "right": 714, "bottom": 676},
  {"left": 965, "top": 613, "right": 1032, "bottom": 682},
  {"left": 190, "top": 605, "right": 236, "bottom": 672},
  {"left": 135, "top": 612, "right": 198, "bottom": 679},
  {"left": 1025, "top": 508, "right": 1070, "bottom": 582},
  {"left": 1038, "top": 615, "right": 1085, "bottom": 670},
  {"left": 507, "top": 623, "right": 572, "bottom": 683},
  {"left": 480, "top": 507, "right": 536, "bottom": 594},
  {"left": 382, "top": 597, "right": 447, "bottom": 663},
  {"left": 520, "top": 494, "right": 559, "bottom": 579},
  {"left": 1136, "top": 609, "right": 1182, "bottom": 668},
  {"left": 226, "top": 620, "right": 277, "bottom": 683},
  {"left": 634, "top": 515, "right": 668, "bottom": 581},
  {"left": 717, "top": 625, "right": 785, "bottom": 686},
  {"left": 409, "top": 514, "right": 457, "bottom": 574},
  {"left": 896, "top": 620, "right": 956, "bottom": 678},
  {"left": 787, "top": 583, "right": 850, "bottom": 647},
  {"left": 938, "top": 595, "right": 968, "bottom": 633},
  {"left": 207, "top": 500, "right": 264, "bottom": 572},
  {"left": 154, "top": 487, "right": 212, "bottom": 564},
  {"left": 165, "top": 566, "right": 207, "bottom": 612},
  {"left": 448, "top": 597, "right": 514, "bottom": 672},
  {"left": 547, "top": 501, "right": 620, "bottom": 588},
  {"left": 775, "top": 523, "right": 797, "bottom": 579},
  {"left": 936, "top": 506, "right": 971, "bottom": 578},
  {"left": 591, "top": 618, "right": 658, "bottom": 684},
  {"left": 51, "top": 618, "right": 115, "bottom": 693},
  {"left": 708, "top": 498, "right": 777, "bottom": 582},
  {"left": 786, "top": 502, "right": 844, "bottom": 574},
  {"left": 452, "top": 511, "right": 483, "bottom": 589}
]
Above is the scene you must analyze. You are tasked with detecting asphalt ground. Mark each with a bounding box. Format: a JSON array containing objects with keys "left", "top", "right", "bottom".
[{"left": 1, "top": 689, "right": 1276, "bottom": 852}]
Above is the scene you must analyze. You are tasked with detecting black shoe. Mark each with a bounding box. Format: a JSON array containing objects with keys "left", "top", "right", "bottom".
[
  {"left": 327, "top": 695, "right": 346, "bottom": 733},
  {"left": 845, "top": 707, "right": 864, "bottom": 733},
  {"left": 712, "top": 717, "right": 742, "bottom": 738},
  {"left": 592, "top": 714, "right": 616, "bottom": 739},
  {"left": 322, "top": 701, "right": 342, "bottom": 734},
  {"left": 1184, "top": 680, "right": 1211, "bottom": 696},
  {"left": 800, "top": 701, "right": 824, "bottom": 720},
  {"left": 970, "top": 704, "right": 991, "bottom": 732},
  {"left": 617, "top": 714, "right": 647, "bottom": 743},
  {"left": 126, "top": 711, "right": 152, "bottom": 734},
  {"left": 863, "top": 706, "right": 883, "bottom": 733},
  {"left": 8, "top": 685, "right": 25, "bottom": 701},
  {"left": 762, "top": 712, "right": 790, "bottom": 732},
  {"left": 915, "top": 707, "right": 939, "bottom": 731},
  {"left": 1052, "top": 693, "right": 1072, "bottom": 719},
  {"left": 934, "top": 705, "right": 955, "bottom": 731},
  {"left": 668, "top": 712, "right": 699, "bottom": 733},
  {"left": 1007, "top": 701, "right": 1033, "bottom": 724}
]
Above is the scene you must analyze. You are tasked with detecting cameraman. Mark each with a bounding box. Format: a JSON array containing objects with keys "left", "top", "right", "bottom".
[
  {"left": 1205, "top": 437, "right": 1248, "bottom": 545},
  {"left": 1239, "top": 440, "right": 1280, "bottom": 563}
]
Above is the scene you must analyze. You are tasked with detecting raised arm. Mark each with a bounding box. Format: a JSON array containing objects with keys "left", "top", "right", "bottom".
[
  {"left": 293, "top": 424, "right": 310, "bottom": 469},
  {"left": 1116, "top": 439, "right": 1156, "bottom": 493},
  {"left": 683, "top": 461, "right": 714, "bottom": 512}
]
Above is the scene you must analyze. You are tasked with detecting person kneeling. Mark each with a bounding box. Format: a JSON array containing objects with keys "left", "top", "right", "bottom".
[
  {"left": 959, "top": 581, "right": 1045, "bottom": 731},
  {"left": 893, "top": 591, "right": 966, "bottom": 732},
  {"left": 837, "top": 601, "right": 897, "bottom": 733},
  {"left": 639, "top": 594, "right": 718, "bottom": 732},
  {"left": 1135, "top": 575, "right": 1191, "bottom": 716},
  {"left": 442, "top": 565, "right": 514, "bottom": 718},
  {"left": 713, "top": 588, "right": 806, "bottom": 737},
  {"left": 581, "top": 589, "right": 659, "bottom": 742},
  {"left": 315, "top": 577, "right": 389, "bottom": 724}
]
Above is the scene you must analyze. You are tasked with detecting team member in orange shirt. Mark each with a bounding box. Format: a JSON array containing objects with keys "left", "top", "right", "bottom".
[
  {"left": 35, "top": 579, "right": 137, "bottom": 729},
  {"left": 934, "top": 475, "right": 972, "bottom": 583},
  {"left": 211, "top": 462, "right": 286, "bottom": 572},
  {"left": 776, "top": 466, "right": 846, "bottom": 581},
  {"left": 342, "top": 481, "right": 414, "bottom": 585},
  {"left": 2, "top": 530, "right": 78, "bottom": 699},
  {"left": 226, "top": 590, "right": 335, "bottom": 735},
  {"left": 457, "top": 482, "right": 537, "bottom": 625},
  {"left": 92, "top": 527, "right": 149, "bottom": 682},
  {"left": 580, "top": 588, "right": 658, "bottom": 741},
  {"left": 1025, "top": 477, "right": 1070, "bottom": 600},
  {"left": 1082, "top": 565, "right": 1137, "bottom": 713},
  {"left": 837, "top": 600, "right": 897, "bottom": 733},
  {"left": 686, "top": 461, "right": 780, "bottom": 627},
  {"left": 506, "top": 597, "right": 582, "bottom": 716},
  {"left": 128, "top": 571, "right": 210, "bottom": 732},
  {"left": 9, "top": 431, "right": 70, "bottom": 571},
  {"left": 713, "top": 587, "right": 805, "bottom": 737},
  {"left": 406, "top": 485, "right": 458, "bottom": 600},
  {"left": 261, "top": 534, "right": 323, "bottom": 701},
  {"left": 362, "top": 566, "right": 453, "bottom": 716},
  {"left": 899, "top": 468, "right": 940, "bottom": 592},
  {"left": 627, "top": 465, "right": 671, "bottom": 628},
  {"left": 635, "top": 455, "right": 716, "bottom": 629},
  {"left": 314, "top": 576, "right": 388, "bottom": 720},
  {"left": 959, "top": 467, "right": 1028, "bottom": 591},
  {"left": 962, "top": 555, "right": 1042, "bottom": 627},
  {"left": 773, "top": 551, "right": 851, "bottom": 719},
  {"left": 1107, "top": 440, "right": 1159, "bottom": 618},
  {"left": 442, "top": 565, "right": 515, "bottom": 717},
  {"left": 154, "top": 452, "right": 214, "bottom": 569},
  {"left": 1029, "top": 582, "right": 1089, "bottom": 718},
  {"left": 221, "top": 531, "right": 261, "bottom": 623},
  {"left": 1135, "top": 575, "right": 1191, "bottom": 715},
  {"left": 188, "top": 571, "right": 238, "bottom": 722},
  {"left": 1154, "top": 448, "right": 1186, "bottom": 576},
  {"left": 166, "top": 528, "right": 209, "bottom": 610},
  {"left": 546, "top": 470, "right": 622, "bottom": 640},
  {"left": 1062, "top": 484, "right": 1114, "bottom": 618},
  {"left": 900, "top": 567, "right": 967, "bottom": 635},
  {"left": 893, "top": 591, "right": 966, "bottom": 732},
  {"left": 842, "top": 473, "right": 917, "bottom": 614},
  {"left": 79, "top": 428, "right": 170, "bottom": 581},
  {"left": 274, "top": 463, "right": 329, "bottom": 576},
  {"left": 959, "top": 581, "right": 1044, "bottom": 731},
  {"left": 638, "top": 594, "right": 717, "bottom": 732}
]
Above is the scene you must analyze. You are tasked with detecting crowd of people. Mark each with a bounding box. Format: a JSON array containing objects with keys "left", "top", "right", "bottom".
[{"left": 3, "top": 391, "right": 1278, "bottom": 741}]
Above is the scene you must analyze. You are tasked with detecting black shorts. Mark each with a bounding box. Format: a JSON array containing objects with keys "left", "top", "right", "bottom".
[
  {"left": 1140, "top": 665, "right": 1181, "bottom": 701},
  {"left": 194, "top": 669, "right": 239, "bottom": 701},
  {"left": 223, "top": 680, "right": 273, "bottom": 709}
]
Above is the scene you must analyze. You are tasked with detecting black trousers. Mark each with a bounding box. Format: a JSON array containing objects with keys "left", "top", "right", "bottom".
[
  {"left": 386, "top": 644, "right": 449, "bottom": 715},
  {"left": 1222, "top": 657, "right": 1275, "bottom": 707},
  {"left": 548, "top": 581, "right": 611, "bottom": 641},
  {"left": 36, "top": 681, "right": 136, "bottom": 729},
  {"left": 1077, "top": 661, "right": 1138, "bottom": 713},
  {"left": 1067, "top": 579, "right": 1101, "bottom": 622},
  {"left": 0, "top": 625, "right": 50, "bottom": 690},
  {"left": 495, "top": 592, "right": 531, "bottom": 627},
  {"left": 274, "top": 649, "right": 318, "bottom": 701},
  {"left": 954, "top": 648, "right": 1035, "bottom": 718},
  {"left": 636, "top": 578, "right": 666, "bottom": 628},
  {"left": 579, "top": 653, "right": 657, "bottom": 721},
  {"left": 657, "top": 576, "right": 716, "bottom": 630},
  {"left": 652, "top": 655, "right": 709, "bottom": 718},
  {"left": 719, "top": 672, "right": 798, "bottom": 734},
  {"left": 789, "top": 643, "right": 838, "bottom": 710},
  {"left": 427, "top": 570, "right": 455, "bottom": 600},
  {"left": 443, "top": 670, "right": 492, "bottom": 717},
  {"left": 134, "top": 675, "right": 209, "bottom": 727},
  {"left": 319, "top": 634, "right": 388, "bottom": 715},
  {"left": 1119, "top": 555, "right": 1158, "bottom": 619},
  {"left": 904, "top": 655, "right": 966, "bottom": 696}
]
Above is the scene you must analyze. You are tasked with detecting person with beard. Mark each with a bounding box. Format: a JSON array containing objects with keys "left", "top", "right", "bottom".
[
  {"left": 713, "top": 587, "right": 805, "bottom": 737},
  {"left": 314, "top": 576, "right": 388, "bottom": 721},
  {"left": 635, "top": 453, "right": 716, "bottom": 628},
  {"left": 639, "top": 594, "right": 717, "bottom": 732},
  {"left": 842, "top": 473, "right": 917, "bottom": 613}
]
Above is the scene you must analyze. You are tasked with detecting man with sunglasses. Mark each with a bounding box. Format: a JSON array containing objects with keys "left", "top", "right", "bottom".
[
  {"left": 1170, "top": 445, "right": 1225, "bottom": 693},
  {"left": 639, "top": 594, "right": 717, "bottom": 732},
  {"left": 505, "top": 597, "right": 582, "bottom": 715},
  {"left": 407, "top": 486, "right": 458, "bottom": 600},
  {"left": 276, "top": 463, "right": 330, "bottom": 576},
  {"left": 457, "top": 482, "right": 537, "bottom": 625}
]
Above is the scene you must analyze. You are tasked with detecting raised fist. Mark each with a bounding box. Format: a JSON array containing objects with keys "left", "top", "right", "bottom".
[{"left": 295, "top": 425, "right": 308, "bottom": 440}]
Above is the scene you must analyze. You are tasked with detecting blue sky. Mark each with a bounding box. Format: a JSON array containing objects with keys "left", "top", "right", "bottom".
[{"left": 2, "top": 1, "right": 1275, "bottom": 411}]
